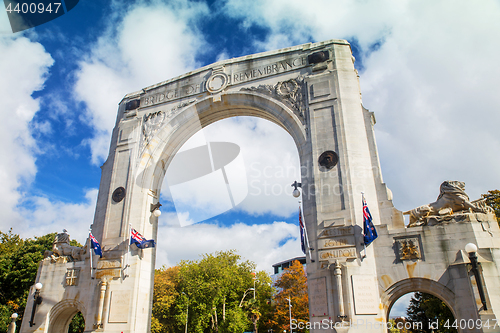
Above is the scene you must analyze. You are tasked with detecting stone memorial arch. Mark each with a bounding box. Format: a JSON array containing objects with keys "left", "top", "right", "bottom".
[{"left": 21, "top": 39, "right": 500, "bottom": 333}]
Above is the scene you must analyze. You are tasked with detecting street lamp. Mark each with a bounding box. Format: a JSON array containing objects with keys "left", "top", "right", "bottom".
[
  {"left": 182, "top": 292, "right": 189, "bottom": 333},
  {"left": 465, "top": 243, "right": 488, "bottom": 310},
  {"left": 239, "top": 288, "right": 255, "bottom": 307},
  {"left": 286, "top": 297, "right": 292, "bottom": 333},
  {"left": 291, "top": 181, "right": 301, "bottom": 198},
  {"left": 29, "top": 282, "right": 43, "bottom": 327},
  {"left": 7, "top": 313, "right": 18, "bottom": 333},
  {"left": 150, "top": 202, "right": 162, "bottom": 217}
]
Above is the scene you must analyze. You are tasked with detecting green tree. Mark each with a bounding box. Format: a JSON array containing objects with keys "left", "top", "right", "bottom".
[
  {"left": 0, "top": 230, "right": 55, "bottom": 332},
  {"left": 151, "top": 266, "right": 181, "bottom": 333},
  {"left": 267, "top": 260, "right": 308, "bottom": 333},
  {"left": 68, "top": 312, "right": 85, "bottom": 333},
  {"left": 406, "top": 292, "right": 456, "bottom": 333},
  {"left": 0, "top": 230, "right": 85, "bottom": 333},
  {"left": 482, "top": 189, "right": 500, "bottom": 225},
  {"left": 388, "top": 318, "right": 411, "bottom": 333},
  {"left": 151, "top": 250, "right": 272, "bottom": 333}
]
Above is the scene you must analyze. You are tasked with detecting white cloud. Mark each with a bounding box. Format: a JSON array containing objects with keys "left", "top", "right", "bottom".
[
  {"left": 221, "top": 0, "right": 500, "bottom": 211},
  {"left": 161, "top": 117, "right": 301, "bottom": 221},
  {"left": 155, "top": 117, "right": 304, "bottom": 270},
  {"left": 155, "top": 219, "right": 303, "bottom": 274},
  {"left": 360, "top": 2, "right": 500, "bottom": 209},
  {"left": 0, "top": 36, "right": 97, "bottom": 245},
  {"left": 73, "top": 0, "right": 209, "bottom": 164},
  {"left": 0, "top": 35, "right": 53, "bottom": 232},
  {"left": 17, "top": 189, "right": 99, "bottom": 243}
]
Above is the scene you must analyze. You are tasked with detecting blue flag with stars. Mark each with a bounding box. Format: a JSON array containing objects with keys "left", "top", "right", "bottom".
[
  {"left": 363, "top": 197, "right": 378, "bottom": 246},
  {"left": 89, "top": 232, "right": 102, "bottom": 258}
]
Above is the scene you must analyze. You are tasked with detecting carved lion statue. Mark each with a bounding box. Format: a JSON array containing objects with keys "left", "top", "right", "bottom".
[
  {"left": 44, "top": 232, "right": 87, "bottom": 261},
  {"left": 404, "top": 181, "right": 493, "bottom": 227}
]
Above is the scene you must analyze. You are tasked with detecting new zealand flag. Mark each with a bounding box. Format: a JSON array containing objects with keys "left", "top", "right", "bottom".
[
  {"left": 89, "top": 232, "right": 102, "bottom": 258},
  {"left": 363, "top": 197, "right": 378, "bottom": 246},
  {"left": 130, "top": 228, "right": 155, "bottom": 249}
]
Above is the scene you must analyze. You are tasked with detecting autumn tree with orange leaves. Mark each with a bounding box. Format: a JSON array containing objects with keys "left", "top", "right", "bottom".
[{"left": 265, "top": 260, "right": 309, "bottom": 332}]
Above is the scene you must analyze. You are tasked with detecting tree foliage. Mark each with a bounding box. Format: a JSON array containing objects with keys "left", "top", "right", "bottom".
[
  {"left": 151, "top": 250, "right": 272, "bottom": 333},
  {"left": 406, "top": 292, "right": 456, "bottom": 333},
  {"left": 388, "top": 318, "right": 410, "bottom": 333},
  {"left": 265, "top": 260, "right": 308, "bottom": 333},
  {"left": 151, "top": 266, "right": 182, "bottom": 333},
  {"left": 482, "top": 189, "right": 500, "bottom": 225},
  {"left": 0, "top": 230, "right": 55, "bottom": 332},
  {"left": 0, "top": 230, "right": 85, "bottom": 333},
  {"left": 68, "top": 312, "right": 85, "bottom": 333}
]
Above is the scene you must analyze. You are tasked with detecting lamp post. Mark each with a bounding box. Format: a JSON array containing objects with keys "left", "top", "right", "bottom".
[
  {"left": 7, "top": 313, "right": 18, "bottom": 333},
  {"left": 29, "top": 282, "right": 43, "bottom": 327},
  {"left": 252, "top": 272, "right": 256, "bottom": 299},
  {"left": 151, "top": 202, "right": 162, "bottom": 217},
  {"left": 465, "top": 243, "right": 488, "bottom": 310},
  {"left": 291, "top": 181, "right": 302, "bottom": 198},
  {"left": 286, "top": 297, "right": 292, "bottom": 333},
  {"left": 239, "top": 288, "right": 255, "bottom": 307},
  {"left": 182, "top": 292, "right": 189, "bottom": 333}
]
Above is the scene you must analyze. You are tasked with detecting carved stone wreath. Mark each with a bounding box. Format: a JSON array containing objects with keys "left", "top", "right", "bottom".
[
  {"left": 140, "top": 100, "right": 196, "bottom": 155},
  {"left": 240, "top": 77, "right": 307, "bottom": 124}
]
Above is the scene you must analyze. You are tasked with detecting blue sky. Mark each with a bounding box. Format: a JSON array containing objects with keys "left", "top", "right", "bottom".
[{"left": 1, "top": 0, "right": 500, "bottom": 317}]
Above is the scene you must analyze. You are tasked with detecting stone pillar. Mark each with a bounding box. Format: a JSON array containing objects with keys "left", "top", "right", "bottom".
[
  {"left": 96, "top": 277, "right": 108, "bottom": 329},
  {"left": 334, "top": 261, "right": 345, "bottom": 321}
]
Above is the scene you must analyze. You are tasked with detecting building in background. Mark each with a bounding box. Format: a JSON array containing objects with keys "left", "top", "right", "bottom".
[{"left": 271, "top": 256, "right": 306, "bottom": 286}]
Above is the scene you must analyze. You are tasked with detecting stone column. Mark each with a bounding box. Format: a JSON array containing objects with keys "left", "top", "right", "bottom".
[
  {"left": 96, "top": 277, "right": 108, "bottom": 328},
  {"left": 333, "top": 260, "right": 345, "bottom": 321}
]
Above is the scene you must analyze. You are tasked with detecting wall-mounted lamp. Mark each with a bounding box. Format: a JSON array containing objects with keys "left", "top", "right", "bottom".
[
  {"left": 465, "top": 243, "right": 488, "bottom": 310},
  {"left": 29, "top": 282, "right": 43, "bottom": 327},
  {"left": 291, "top": 181, "right": 302, "bottom": 198},
  {"left": 150, "top": 202, "right": 162, "bottom": 217}
]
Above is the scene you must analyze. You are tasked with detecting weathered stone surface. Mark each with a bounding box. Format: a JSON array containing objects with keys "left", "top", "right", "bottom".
[{"left": 20, "top": 39, "right": 500, "bottom": 333}]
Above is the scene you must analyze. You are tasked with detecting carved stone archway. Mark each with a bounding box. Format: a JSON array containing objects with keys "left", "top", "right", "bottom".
[
  {"left": 48, "top": 299, "right": 87, "bottom": 333},
  {"left": 21, "top": 39, "right": 500, "bottom": 333},
  {"left": 382, "top": 278, "right": 458, "bottom": 320}
]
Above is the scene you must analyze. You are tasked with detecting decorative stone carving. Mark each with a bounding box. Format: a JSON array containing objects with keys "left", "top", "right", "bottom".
[
  {"left": 65, "top": 268, "right": 80, "bottom": 286},
  {"left": 395, "top": 237, "right": 421, "bottom": 260},
  {"left": 318, "top": 150, "right": 339, "bottom": 169},
  {"left": 44, "top": 231, "right": 86, "bottom": 262},
  {"left": 206, "top": 72, "right": 229, "bottom": 93},
  {"left": 404, "top": 181, "right": 494, "bottom": 227},
  {"left": 140, "top": 100, "right": 196, "bottom": 154},
  {"left": 112, "top": 186, "right": 126, "bottom": 203},
  {"left": 241, "top": 77, "right": 307, "bottom": 123}
]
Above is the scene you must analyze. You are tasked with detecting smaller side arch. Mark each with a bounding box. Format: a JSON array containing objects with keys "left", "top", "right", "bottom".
[
  {"left": 48, "top": 299, "right": 87, "bottom": 333},
  {"left": 381, "top": 278, "right": 457, "bottom": 321}
]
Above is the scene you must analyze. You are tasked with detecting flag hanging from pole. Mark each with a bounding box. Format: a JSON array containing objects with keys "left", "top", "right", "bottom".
[
  {"left": 363, "top": 196, "right": 378, "bottom": 246},
  {"left": 299, "top": 206, "right": 306, "bottom": 254},
  {"left": 89, "top": 232, "right": 103, "bottom": 258},
  {"left": 130, "top": 228, "right": 155, "bottom": 249}
]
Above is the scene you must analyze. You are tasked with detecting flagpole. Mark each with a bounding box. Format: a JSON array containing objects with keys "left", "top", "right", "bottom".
[
  {"left": 124, "top": 223, "right": 132, "bottom": 278},
  {"left": 361, "top": 192, "right": 367, "bottom": 259},
  {"left": 89, "top": 227, "right": 93, "bottom": 279}
]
